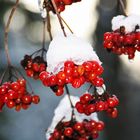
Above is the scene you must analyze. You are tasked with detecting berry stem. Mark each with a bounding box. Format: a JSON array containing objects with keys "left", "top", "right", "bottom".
[
  {"left": 50, "top": 0, "right": 67, "bottom": 37},
  {"left": 0, "top": 67, "right": 9, "bottom": 85},
  {"left": 4, "top": 0, "right": 19, "bottom": 66},
  {"left": 87, "top": 84, "right": 93, "bottom": 92},
  {"left": 118, "top": 0, "right": 127, "bottom": 16},
  {"left": 46, "top": 10, "right": 53, "bottom": 41},
  {"left": 60, "top": 16, "right": 73, "bottom": 34},
  {"left": 65, "top": 85, "right": 75, "bottom": 120},
  {"left": 41, "top": 19, "right": 47, "bottom": 57}
]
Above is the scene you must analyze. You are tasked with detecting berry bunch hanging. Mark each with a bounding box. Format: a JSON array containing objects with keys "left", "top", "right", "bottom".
[
  {"left": 103, "top": 1, "right": 140, "bottom": 60},
  {"left": 75, "top": 91, "right": 119, "bottom": 118},
  {"left": 21, "top": 52, "right": 47, "bottom": 80},
  {"left": 0, "top": 67, "right": 40, "bottom": 112}
]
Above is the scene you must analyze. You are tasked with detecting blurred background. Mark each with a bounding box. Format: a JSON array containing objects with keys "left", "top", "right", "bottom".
[{"left": 0, "top": 0, "right": 140, "bottom": 140}]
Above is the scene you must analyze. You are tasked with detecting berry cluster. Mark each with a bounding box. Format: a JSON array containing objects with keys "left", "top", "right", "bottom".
[
  {"left": 104, "top": 27, "right": 140, "bottom": 59},
  {"left": 0, "top": 79, "right": 40, "bottom": 111},
  {"left": 39, "top": 60, "right": 104, "bottom": 96},
  {"left": 44, "top": 0, "right": 81, "bottom": 13},
  {"left": 49, "top": 119, "right": 104, "bottom": 140},
  {"left": 75, "top": 92, "right": 119, "bottom": 118},
  {"left": 21, "top": 55, "right": 47, "bottom": 80}
]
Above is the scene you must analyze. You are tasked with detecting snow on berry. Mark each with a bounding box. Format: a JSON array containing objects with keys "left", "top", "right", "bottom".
[
  {"left": 112, "top": 14, "right": 140, "bottom": 33},
  {"left": 46, "top": 34, "right": 101, "bottom": 74},
  {"left": 46, "top": 95, "right": 99, "bottom": 139}
]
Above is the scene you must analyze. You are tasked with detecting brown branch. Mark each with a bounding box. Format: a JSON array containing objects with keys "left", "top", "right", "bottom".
[
  {"left": 4, "top": 0, "right": 20, "bottom": 66},
  {"left": 46, "top": 10, "right": 53, "bottom": 41},
  {"left": 51, "top": 0, "right": 67, "bottom": 37},
  {"left": 60, "top": 16, "right": 74, "bottom": 34}
]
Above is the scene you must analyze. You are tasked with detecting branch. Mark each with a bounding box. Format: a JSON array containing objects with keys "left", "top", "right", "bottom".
[{"left": 4, "top": 0, "right": 20, "bottom": 66}]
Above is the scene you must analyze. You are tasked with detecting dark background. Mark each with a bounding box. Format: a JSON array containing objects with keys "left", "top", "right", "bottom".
[{"left": 1, "top": 0, "right": 140, "bottom": 140}]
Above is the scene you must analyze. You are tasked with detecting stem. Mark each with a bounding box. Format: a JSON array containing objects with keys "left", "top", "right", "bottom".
[
  {"left": 118, "top": 0, "right": 127, "bottom": 16},
  {"left": 46, "top": 10, "right": 53, "bottom": 40},
  {"left": 4, "top": 0, "right": 20, "bottom": 66},
  {"left": 65, "top": 85, "right": 75, "bottom": 120},
  {"left": 51, "top": 0, "right": 67, "bottom": 37},
  {"left": 87, "top": 84, "right": 93, "bottom": 92},
  {"left": 60, "top": 16, "right": 73, "bottom": 34},
  {"left": 41, "top": 19, "right": 47, "bottom": 57}
]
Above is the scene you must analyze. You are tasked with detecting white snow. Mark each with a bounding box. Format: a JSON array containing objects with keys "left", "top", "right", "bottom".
[
  {"left": 46, "top": 95, "right": 98, "bottom": 139},
  {"left": 112, "top": 14, "right": 140, "bottom": 33},
  {"left": 46, "top": 34, "right": 101, "bottom": 74},
  {"left": 96, "top": 84, "right": 106, "bottom": 95},
  {"left": 38, "top": 0, "right": 47, "bottom": 18}
]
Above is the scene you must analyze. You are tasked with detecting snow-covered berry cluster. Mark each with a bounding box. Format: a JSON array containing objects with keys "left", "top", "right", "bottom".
[
  {"left": 49, "top": 119, "right": 104, "bottom": 140},
  {"left": 104, "top": 15, "right": 140, "bottom": 59},
  {"left": 0, "top": 79, "right": 40, "bottom": 112},
  {"left": 75, "top": 92, "right": 119, "bottom": 118}
]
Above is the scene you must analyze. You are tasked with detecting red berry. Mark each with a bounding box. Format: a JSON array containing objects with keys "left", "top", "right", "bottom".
[
  {"left": 77, "top": 65, "right": 85, "bottom": 76},
  {"left": 80, "top": 93, "right": 92, "bottom": 104},
  {"left": 22, "top": 95, "right": 32, "bottom": 104},
  {"left": 32, "top": 63, "right": 39, "bottom": 72},
  {"left": 63, "top": 0, "right": 72, "bottom": 5},
  {"left": 104, "top": 32, "right": 113, "bottom": 42},
  {"left": 6, "top": 100, "right": 15, "bottom": 109},
  {"left": 49, "top": 75, "right": 57, "bottom": 86},
  {"left": 39, "top": 71, "right": 49, "bottom": 81},
  {"left": 57, "top": 71, "right": 66, "bottom": 80},
  {"left": 26, "top": 69, "right": 34, "bottom": 77},
  {"left": 92, "top": 77, "right": 104, "bottom": 87},
  {"left": 107, "top": 98, "right": 116, "bottom": 108},
  {"left": 96, "top": 121, "right": 105, "bottom": 131},
  {"left": 96, "top": 101, "right": 105, "bottom": 111},
  {"left": 11, "top": 82, "right": 20, "bottom": 91},
  {"left": 17, "top": 79, "right": 26, "bottom": 87},
  {"left": 32, "top": 95, "right": 40, "bottom": 104},
  {"left": 64, "top": 61, "right": 74, "bottom": 67},
  {"left": 74, "top": 122, "right": 83, "bottom": 131},
  {"left": 87, "top": 104, "right": 96, "bottom": 113},
  {"left": 0, "top": 86, "right": 7, "bottom": 95},
  {"left": 72, "top": 78, "right": 81, "bottom": 88},
  {"left": 64, "top": 127, "right": 73, "bottom": 137},
  {"left": 55, "top": 86, "right": 64, "bottom": 96},
  {"left": 82, "top": 62, "right": 93, "bottom": 72}
]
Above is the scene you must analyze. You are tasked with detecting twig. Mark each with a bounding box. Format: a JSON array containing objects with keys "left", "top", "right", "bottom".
[
  {"left": 51, "top": 0, "right": 67, "bottom": 37},
  {"left": 60, "top": 16, "right": 73, "bottom": 34},
  {"left": 4, "top": 0, "right": 20, "bottom": 66},
  {"left": 118, "top": 0, "right": 127, "bottom": 16},
  {"left": 65, "top": 85, "right": 75, "bottom": 120},
  {"left": 46, "top": 10, "right": 53, "bottom": 40}
]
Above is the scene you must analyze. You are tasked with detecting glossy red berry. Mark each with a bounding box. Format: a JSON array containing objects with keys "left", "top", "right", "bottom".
[
  {"left": 32, "top": 95, "right": 40, "bottom": 104},
  {"left": 64, "top": 127, "right": 73, "bottom": 137}
]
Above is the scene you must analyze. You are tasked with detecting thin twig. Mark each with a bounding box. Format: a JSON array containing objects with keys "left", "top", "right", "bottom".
[
  {"left": 60, "top": 16, "right": 73, "bottom": 34},
  {"left": 65, "top": 85, "right": 75, "bottom": 120},
  {"left": 118, "top": 0, "right": 127, "bottom": 16},
  {"left": 51, "top": 0, "right": 67, "bottom": 37},
  {"left": 4, "top": 0, "right": 20, "bottom": 66},
  {"left": 46, "top": 10, "right": 53, "bottom": 40}
]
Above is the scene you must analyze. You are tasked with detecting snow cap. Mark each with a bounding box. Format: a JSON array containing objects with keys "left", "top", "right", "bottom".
[
  {"left": 112, "top": 14, "right": 140, "bottom": 33},
  {"left": 46, "top": 34, "right": 101, "bottom": 74}
]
